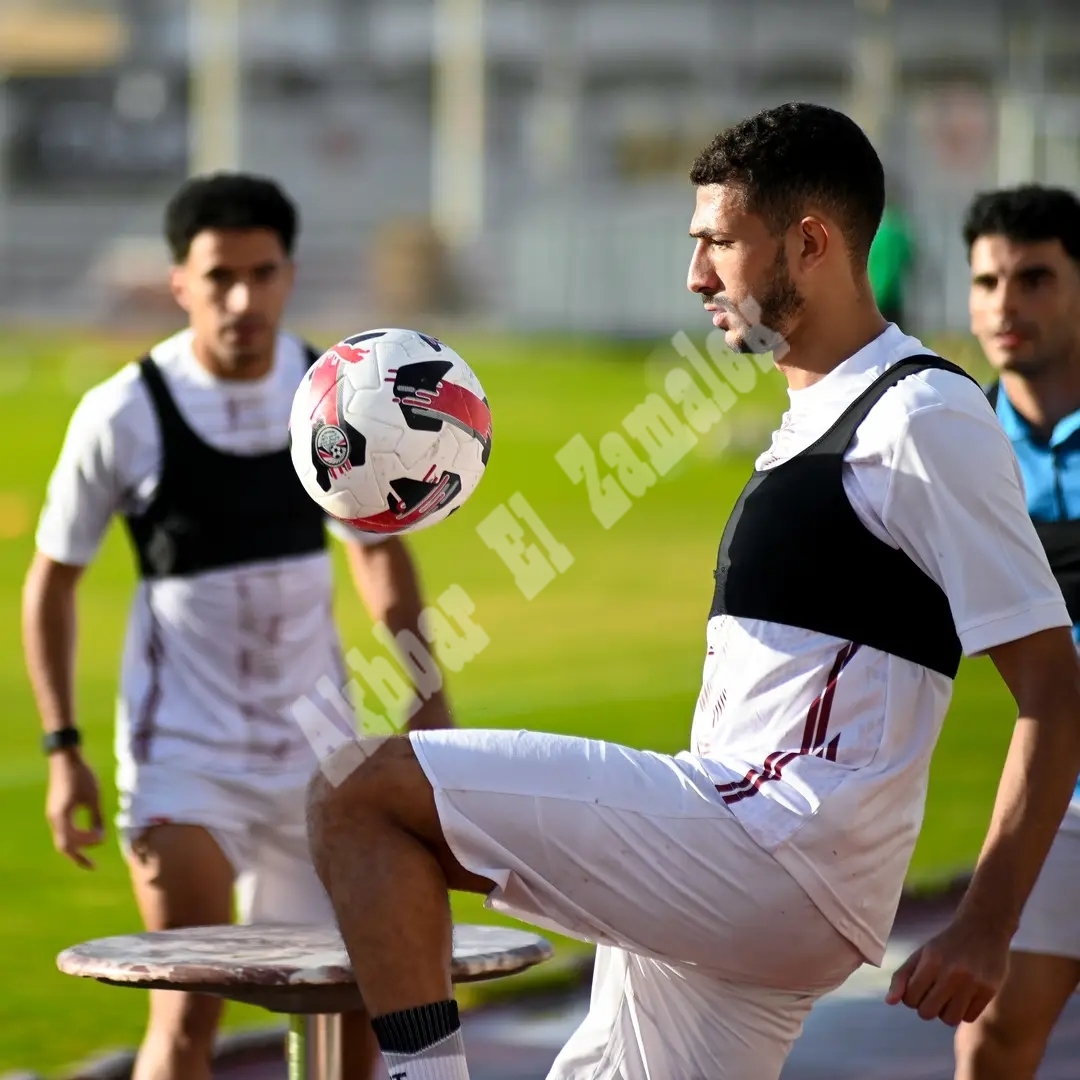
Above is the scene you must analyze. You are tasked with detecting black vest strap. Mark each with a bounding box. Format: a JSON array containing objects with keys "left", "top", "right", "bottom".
[
  {"left": 710, "top": 354, "right": 980, "bottom": 678},
  {"left": 123, "top": 343, "right": 328, "bottom": 579},
  {"left": 807, "top": 355, "right": 977, "bottom": 456},
  {"left": 136, "top": 343, "right": 321, "bottom": 449},
  {"left": 137, "top": 354, "right": 193, "bottom": 448}
]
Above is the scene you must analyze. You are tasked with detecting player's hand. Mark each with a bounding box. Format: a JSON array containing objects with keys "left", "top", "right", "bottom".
[
  {"left": 46, "top": 752, "right": 105, "bottom": 870},
  {"left": 885, "top": 915, "right": 1008, "bottom": 1027}
]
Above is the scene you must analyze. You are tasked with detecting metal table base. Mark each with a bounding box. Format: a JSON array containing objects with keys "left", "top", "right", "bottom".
[{"left": 288, "top": 1013, "right": 343, "bottom": 1080}]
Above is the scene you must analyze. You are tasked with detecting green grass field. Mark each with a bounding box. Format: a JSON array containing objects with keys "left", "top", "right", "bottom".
[{"left": 0, "top": 327, "right": 1015, "bottom": 1074}]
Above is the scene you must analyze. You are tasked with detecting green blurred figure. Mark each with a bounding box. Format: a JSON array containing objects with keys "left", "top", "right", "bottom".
[{"left": 869, "top": 204, "right": 914, "bottom": 327}]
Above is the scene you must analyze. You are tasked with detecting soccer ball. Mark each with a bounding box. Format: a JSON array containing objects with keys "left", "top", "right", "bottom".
[{"left": 289, "top": 328, "right": 492, "bottom": 535}]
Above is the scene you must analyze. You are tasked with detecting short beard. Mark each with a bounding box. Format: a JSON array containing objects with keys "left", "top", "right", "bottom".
[
  {"left": 730, "top": 247, "right": 804, "bottom": 355},
  {"left": 998, "top": 350, "right": 1056, "bottom": 379}
]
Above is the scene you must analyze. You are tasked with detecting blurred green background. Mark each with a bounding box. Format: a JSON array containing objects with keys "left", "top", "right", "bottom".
[{"left": 0, "top": 328, "right": 1013, "bottom": 1075}]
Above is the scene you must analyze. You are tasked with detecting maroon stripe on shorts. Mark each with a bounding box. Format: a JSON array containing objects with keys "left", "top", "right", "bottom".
[{"left": 131, "top": 607, "right": 164, "bottom": 764}]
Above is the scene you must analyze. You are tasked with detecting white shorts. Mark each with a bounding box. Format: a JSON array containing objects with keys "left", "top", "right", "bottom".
[
  {"left": 118, "top": 764, "right": 334, "bottom": 926},
  {"left": 1012, "top": 821, "right": 1080, "bottom": 960},
  {"left": 410, "top": 728, "right": 863, "bottom": 1080}
]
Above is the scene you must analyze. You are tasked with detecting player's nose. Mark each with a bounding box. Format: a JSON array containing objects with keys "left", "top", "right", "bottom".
[
  {"left": 226, "top": 281, "right": 253, "bottom": 313},
  {"left": 687, "top": 244, "right": 719, "bottom": 295},
  {"left": 994, "top": 279, "right": 1023, "bottom": 320}
]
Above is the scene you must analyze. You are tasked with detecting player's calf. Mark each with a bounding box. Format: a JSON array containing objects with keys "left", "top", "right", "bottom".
[{"left": 132, "top": 988, "right": 222, "bottom": 1080}]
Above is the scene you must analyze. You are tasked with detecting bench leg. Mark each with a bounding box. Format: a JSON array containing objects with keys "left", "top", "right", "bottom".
[{"left": 287, "top": 1014, "right": 342, "bottom": 1080}]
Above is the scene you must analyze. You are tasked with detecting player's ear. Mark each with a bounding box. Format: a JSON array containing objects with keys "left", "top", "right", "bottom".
[
  {"left": 795, "top": 215, "right": 829, "bottom": 272},
  {"left": 169, "top": 264, "right": 191, "bottom": 314}
]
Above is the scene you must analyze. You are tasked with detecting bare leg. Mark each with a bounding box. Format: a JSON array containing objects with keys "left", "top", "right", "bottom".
[
  {"left": 306, "top": 736, "right": 493, "bottom": 1016},
  {"left": 341, "top": 1010, "right": 381, "bottom": 1078},
  {"left": 126, "top": 825, "right": 235, "bottom": 1080},
  {"left": 954, "top": 949, "right": 1080, "bottom": 1080}
]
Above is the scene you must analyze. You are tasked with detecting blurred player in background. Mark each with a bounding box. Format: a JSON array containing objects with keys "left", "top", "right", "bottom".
[
  {"left": 868, "top": 199, "right": 914, "bottom": 328},
  {"left": 955, "top": 185, "right": 1080, "bottom": 1080},
  {"left": 22, "top": 173, "right": 452, "bottom": 1080}
]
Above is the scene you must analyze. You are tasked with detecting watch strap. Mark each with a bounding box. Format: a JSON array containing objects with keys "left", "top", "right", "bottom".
[{"left": 42, "top": 727, "right": 81, "bottom": 755}]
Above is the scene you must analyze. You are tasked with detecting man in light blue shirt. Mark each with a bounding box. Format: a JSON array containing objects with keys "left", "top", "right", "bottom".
[{"left": 956, "top": 184, "right": 1080, "bottom": 1080}]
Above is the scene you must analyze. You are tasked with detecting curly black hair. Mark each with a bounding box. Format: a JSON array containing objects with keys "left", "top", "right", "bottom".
[
  {"left": 689, "top": 102, "right": 885, "bottom": 264},
  {"left": 962, "top": 184, "right": 1080, "bottom": 263},
  {"left": 164, "top": 172, "right": 299, "bottom": 263}
]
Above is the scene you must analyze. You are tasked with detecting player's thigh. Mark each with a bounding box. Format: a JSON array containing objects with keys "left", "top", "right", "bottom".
[
  {"left": 549, "top": 945, "right": 818, "bottom": 1080},
  {"left": 956, "top": 950, "right": 1080, "bottom": 1074},
  {"left": 411, "top": 727, "right": 860, "bottom": 990},
  {"left": 996, "top": 950, "right": 1080, "bottom": 1038},
  {"left": 119, "top": 762, "right": 254, "bottom": 927},
  {"left": 125, "top": 823, "right": 236, "bottom": 930},
  {"left": 958, "top": 823, "right": 1080, "bottom": 1063}
]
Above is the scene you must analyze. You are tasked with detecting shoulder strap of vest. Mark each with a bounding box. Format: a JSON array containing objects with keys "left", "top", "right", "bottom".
[
  {"left": 137, "top": 354, "right": 191, "bottom": 437},
  {"left": 809, "top": 354, "right": 982, "bottom": 457},
  {"left": 303, "top": 343, "right": 323, "bottom": 369},
  {"left": 985, "top": 379, "right": 1000, "bottom": 409}
]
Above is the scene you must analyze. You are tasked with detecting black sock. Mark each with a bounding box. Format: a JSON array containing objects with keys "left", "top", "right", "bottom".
[{"left": 371, "top": 1000, "right": 460, "bottom": 1056}]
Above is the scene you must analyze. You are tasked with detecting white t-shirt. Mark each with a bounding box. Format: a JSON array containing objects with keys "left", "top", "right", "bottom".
[
  {"left": 686, "top": 324, "right": 1070, "bottom": 964},
  {"left": 36, "top": 329, "right": 380, "bottom": 784}
]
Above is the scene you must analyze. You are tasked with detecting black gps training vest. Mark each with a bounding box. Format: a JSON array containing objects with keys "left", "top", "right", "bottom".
[
  {"left": 986, "top": 380, "right": 1080, "bottom": 624},
  {"left": 123, "top": 347, "right": 328, "bottom": 579},
  {"left": 710, "top": 355, "right": 980, "bottom": 679}
]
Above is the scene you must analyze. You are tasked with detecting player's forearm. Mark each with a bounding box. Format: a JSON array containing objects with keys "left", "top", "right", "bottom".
[
  {"left": 22, "top": 554, "right": 82, "bottom": 737},
  {"left": 345, "top": 536, "right": 427, "bottom": 638},
  {"left": 345, "top": 537, "right": 454, "bottom": 730},
  {"left": 958, "top": 695, "right": 1080, "bottom": 940}
]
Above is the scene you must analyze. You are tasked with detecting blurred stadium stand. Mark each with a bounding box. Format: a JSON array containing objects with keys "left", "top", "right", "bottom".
[{"left": 0, "top": 0, "right": 1078, "bottom": 335}]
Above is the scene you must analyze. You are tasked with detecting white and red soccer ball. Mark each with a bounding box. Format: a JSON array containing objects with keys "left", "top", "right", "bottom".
[{"left": 289, "top": 328, "right": 492, "bottom": 535}]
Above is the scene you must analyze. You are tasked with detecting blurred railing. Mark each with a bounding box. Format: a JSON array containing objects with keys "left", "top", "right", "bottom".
[{"left": 0, "top": 0, "right": 1078, "bottom": 336}]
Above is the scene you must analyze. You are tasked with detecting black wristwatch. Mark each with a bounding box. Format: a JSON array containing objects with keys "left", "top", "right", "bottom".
[{"left": 42, "top": 727, "right": 81, "bottom": 755}]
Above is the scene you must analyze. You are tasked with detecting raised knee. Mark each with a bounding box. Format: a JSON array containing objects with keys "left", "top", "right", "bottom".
[
  {"left": 306, "top": 764, "right": 336, "bottom": 841},
  {"left": 305, "top": 736, "right": 399, "bottom": 845}
]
